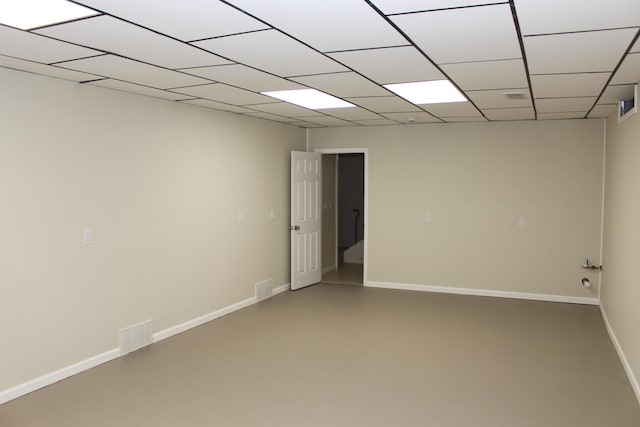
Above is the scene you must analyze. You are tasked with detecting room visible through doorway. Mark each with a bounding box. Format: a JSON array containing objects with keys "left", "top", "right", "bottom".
[{"left": 321, "top": 152, "right": 364, "bottom": 286}]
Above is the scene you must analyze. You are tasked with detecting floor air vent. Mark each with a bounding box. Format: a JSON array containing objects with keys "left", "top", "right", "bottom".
[
  {"left": 255, "top": 279, "right": 274, "bottom": 301},
  {"left": 119, "top": 320, "right": 153, "bottom": 355}
]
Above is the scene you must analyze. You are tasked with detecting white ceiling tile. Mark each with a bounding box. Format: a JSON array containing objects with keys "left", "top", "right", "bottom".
[
  {"left": 58, "top": 55, "right": 209, "bottom": 89},
  {"left": 247, "top": 102, "right": 317, "bottom": 117},
  {"left": 330, "top": 46, "right": 444, "bottom": 84},
  {"left": 353, "top": 119, "right": 402, "bottom": 126},
  {"left": 538, "top": 112, "right": 587, "bottom": 120},
  {"left": 525, "top": 29, "right": 636, "bottom": 74},
  {"left": 611, "top": 53, "right": 640, "bottom": 85},
  {"left": 4, "top": 0, "right": 638, "bottom": 127},
  {"left": 291, "top": 72, "right": 389, "bottom": 98},
  {"left": 466, "top": 88, "right": 532, "bottom": 109},
  {"left": 423, "top": 102, "right": 482, "bottom": 117},
  {"left": 442, "top": 59, "right": 527, "bottom": 90},
  {"left": 443, "top": 117, "right": 488, "bottom": 122},
  {"left": 288, "top": 120, "right": 326, "bottom": 128},
  {"left": 89, "top": 79, "right": 189, "bottom": 101},
  {"left": 76, "top": 0, "right": 269, "bottom": 41},
  {"left": 181, "top": 64, "right": 303, "bottom": 92},
  {"left": 381, "top": 112, "right": 442, "bottom": 123},
  {"left": 514, "top": 0, "right": 640, "bottom": 35},
  {"left": 194, "top": 29, "right": 346, "bottom": 77},
  {"left": 322, "top": 107, "right": 383, "bottom": 121},
  {"left": 588, "top": 104, "right": 617, "bottom": 118},
  {"left": 347, "top": 96, "right": 421, "bottom": 113},
  {"left": 297, "top": 116, "right": 357, "bottom": 127},
  {"left": 599, "top": 85, "right": 636, "bottom": 104},
  {"left": 0, "top": 25, "right": 99, "bottom": 64},
  {"left": 370, "top": 0, "right": 506, "bottom": 15},
  {"left": 171, "top": 83, "right": 274, "bottom": 105},
  {"left": 535, "top": 97, "right": 596, "bottom": 113},
  {"left": 391, "top": 4, "right": 521, "bottom": 64},
  {"left": 531, "top": 73, "right": 610, "bottom": 98},
  {"left": 225, "top": 0, "right": 406, "bottom": 52},
  {"left": 37, "top": 16, "right": 230, "bottom": 69},
  {"left": 484, "top": 107, "right": 535, "bottom": 120},
  {"left": 0, "top": 54, "right": 100, "bottom": 82},
  {"left": 180, "top": 99, "right": 255, "bottom": 113},
  {"left": 245, "top": 112, "right": 298, "bottom": 123}
]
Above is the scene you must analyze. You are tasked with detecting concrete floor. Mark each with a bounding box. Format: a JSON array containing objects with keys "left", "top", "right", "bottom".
[
  {"left": 1, "top": 284, "right": 638, "bottom": 426},
  {"left": 322, "top": 263, "right": 363, "bottom": 285}
]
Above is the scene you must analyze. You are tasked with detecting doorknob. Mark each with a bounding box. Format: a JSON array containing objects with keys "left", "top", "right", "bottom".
[{"left": 290, "top": 225, "right": 300, "bottom": 231}]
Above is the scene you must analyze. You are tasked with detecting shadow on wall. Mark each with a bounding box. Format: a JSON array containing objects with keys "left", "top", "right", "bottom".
[{"left": 338, "top": 153, "right": 364, "bottom": 254}]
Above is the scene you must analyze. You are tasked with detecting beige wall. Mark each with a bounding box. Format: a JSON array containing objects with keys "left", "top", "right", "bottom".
[
  {"left": 0, "top": 67, "right": 305, "bottom": 391},
  {"left": 322, "top": 154, "right": 337, "bottom": 270},
  {"left": 309, "top": 120, "right": 604, "bottom": 298},
  {"left": 602, "top": 109, "right": 640, "bottom": 397}
]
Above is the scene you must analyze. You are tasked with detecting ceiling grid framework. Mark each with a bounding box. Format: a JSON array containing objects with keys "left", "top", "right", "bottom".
[{"left": 0, "top": 0, "right": 637, "bottom": 127}]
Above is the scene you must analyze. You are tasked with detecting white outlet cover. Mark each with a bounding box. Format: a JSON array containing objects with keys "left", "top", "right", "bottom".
[
  {"left": 425, "top": 214, "right": 432, "bottom": 224},
  {"left": 82, "top": 228, "right": 92, "bottom": 245},
  {"left": 518, "top": 217, "right": 526, "bottom": 227},
  {"left": 270, "top": 208, "right": 276, "bottom": 220},
  {"left": 238, "top": 211, "right": 245, "bottom": 223}
]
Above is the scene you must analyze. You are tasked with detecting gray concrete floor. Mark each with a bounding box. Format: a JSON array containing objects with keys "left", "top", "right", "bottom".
[
  {"left": 1, "top": 284, "right": 638, "bottom": 426},
  {"left": 322, "top": 263, "right": 363, "bottom": 285}
]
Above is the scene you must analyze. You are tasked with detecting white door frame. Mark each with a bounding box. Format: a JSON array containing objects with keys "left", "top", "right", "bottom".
[{"left": 314, "top": 148, "right": 368, "bottom": 286}]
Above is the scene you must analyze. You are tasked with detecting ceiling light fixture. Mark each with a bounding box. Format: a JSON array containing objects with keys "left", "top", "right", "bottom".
[
  {"left": 384, "top": 80, "right": 467, "bottom": 105},
  {"left": 0, "top": 0, "right": 99, "bottom": 30},
  {"left": 261, "top": 89, "right": 355, "bottom": 110}
]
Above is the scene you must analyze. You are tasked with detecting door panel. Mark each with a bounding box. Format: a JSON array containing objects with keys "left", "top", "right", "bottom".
[{"left": 291, "top": 151, "right": 322, "bottom": 290}]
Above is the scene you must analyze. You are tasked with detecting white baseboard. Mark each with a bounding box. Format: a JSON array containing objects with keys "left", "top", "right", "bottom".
[
  {"left": 366, "top": 281, "right": 599, "bottom": 305},
  {"left": 0, "top": 348, "right": 120, "bottom": 405},
  {"left": 599, "top": 304, "right": 640, "bottom": 404},
  {"left": 322, "top": 265, "right": 337, "bottom": 275},
  {"left": 152, "top": 282, "right": 291, "bottom": 346},
  {"left": 0, "top": 283, "right": 290, "bottom": 406},
  {"left": 273, "top": 283, "right": 291, "bottom": 296},
  {"left": 151, "top": 297, "right": 256, "bottom": 342}
]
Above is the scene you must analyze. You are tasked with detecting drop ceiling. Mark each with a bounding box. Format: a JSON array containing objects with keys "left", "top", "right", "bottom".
[{"left": 1, "top": 0, "right": 639, "bottom": 128}]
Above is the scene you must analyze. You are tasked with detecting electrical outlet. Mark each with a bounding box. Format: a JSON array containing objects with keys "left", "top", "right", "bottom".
[
  {"left": 518, "top": 217, "right": 526, "bottom": 228},
  {"left": 83, "top": 228, "right": 93, "bottom": 245}
]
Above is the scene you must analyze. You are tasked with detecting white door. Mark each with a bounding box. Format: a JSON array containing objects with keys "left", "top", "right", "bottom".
[{"left": 291, "top": 151, "right": 322, "bottom": 290}]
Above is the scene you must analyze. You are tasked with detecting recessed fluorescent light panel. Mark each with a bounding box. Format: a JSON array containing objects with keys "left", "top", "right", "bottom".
[
  {"left": 0, "top": 0, "right": 99, "bottom": 30},
  {"left": 261, "top": 89, "right": 355, "bottom": 110},
  {"left": 384, "top": 80, "right": 467, "bottom": 105}
]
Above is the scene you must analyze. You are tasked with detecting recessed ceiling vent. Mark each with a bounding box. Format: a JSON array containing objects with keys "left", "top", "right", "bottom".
[{"left": 504, "top": 92, "right": 527, "bottom": 100}]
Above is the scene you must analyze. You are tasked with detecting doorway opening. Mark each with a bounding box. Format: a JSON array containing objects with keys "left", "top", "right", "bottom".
[{"left": 317, "top": 149, "right": 368, "bottom": 286}]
